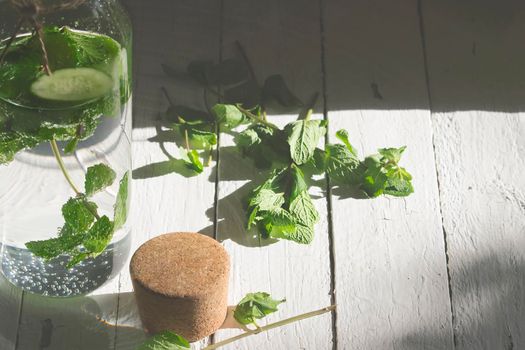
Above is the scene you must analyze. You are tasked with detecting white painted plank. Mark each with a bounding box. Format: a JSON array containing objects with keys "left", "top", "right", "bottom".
[
  {"left": 0, "top": 275, "right": 21, "bottom": 350},
  {"left": 214, "top": 0, "right": 334, "bottom": 349},
  {"left": 324, "top": 0, "right": 454, "bottom": 349},
  {"left": 423, "top": 1, "right": 525, "bottom": 348},
  {"left": 115, "top": 1, "right": 222, "bottom": 349}
]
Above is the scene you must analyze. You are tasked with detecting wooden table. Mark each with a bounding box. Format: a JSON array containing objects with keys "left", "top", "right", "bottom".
[{"left": 1, "top": 0, "right": 524, "bottom": 349}]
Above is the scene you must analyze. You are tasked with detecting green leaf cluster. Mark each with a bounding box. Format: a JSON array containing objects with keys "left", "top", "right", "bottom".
[
  {"left": 25, "top": 165, "right": 129, "bottom": 267},
  {"left": 247, "top": 165, "right": 319, "bottom": 244},
  {"left": 233, "top": 292, "right": 285, "bottom": 327},
  {"left": 308, "top": 129, "right": 414, "bottom": 198},
  {"left": 0, "top": 26, "right": 126, "bottom": 164},
  {"left": 160, "top": 46, "right": 413, "bottom": 246}
]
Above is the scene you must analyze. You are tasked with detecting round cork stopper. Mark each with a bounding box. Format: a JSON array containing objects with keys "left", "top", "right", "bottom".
[{"left": 130, "top": 232, "right": 230, "bottom": 342}]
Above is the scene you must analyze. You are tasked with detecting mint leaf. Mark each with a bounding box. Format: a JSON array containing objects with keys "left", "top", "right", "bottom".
[
  {"left": 188, "top": 129, "right": 217, "bottom": 149},
  {"left": 249, "top": 189, "right": 285, "bottom": 212},
  {"left": 263, "top": 209, "right": 298, "bottom": 239},
  {"left": 325, "top": 144, "right": 361, "bottom": 185},
  {"left": 0, "top": 132, "right": 39, "bottom": 165},
  {"left": 83, "top": 215, "right": 114, "bottom": 255},
  {"left": 212, "top": 104, "right": 245, "bottom": 129},
  {"left": 64, "top": 137, "right": 79, "bottom": 154},
  {"left": 360, "top": 155, "right": 388, "bottom": 198},
  {"left": 113, "top": 172, "right": 129, "bottom": 230},
  {"left": 285, "top": 119, "right": 326, "bottom": 165},
  {"left": 85, "top": 163, "right": 116, "bottom": 197},
  {"left": 25, "top": 224, "right": 84, "bottom": 260},
  {"left": 179, "top": 148, "right": 204, "bottom": 173},
  {"left": 234, "top": 128, "right": 261, "bottom": 148},
  {"left": 137, "top": 330, "right": 190, "bottom": 350},
  {"left": 384, "top": 166, "right": 413, "bottom": 197},
  {"left": 379, "top": 146, "right": 406, "bottom": 164},
  {"left": 335, "top": 129, "right": 357, "bottom": 156},
  {"left": 62, "top": 197, "right": 97, "bottom": 232},
  {"left": 289, "top": 191, "right": 319, "bottom": 227},
  {"left": 26, "top": 237, "right": 70, "bottom": 260},
  {"left": 234, "top": 292, "right": 285, "bottom": 326},
  {"left": 289, "top": 164, "right": 307, "bottom": 202}
]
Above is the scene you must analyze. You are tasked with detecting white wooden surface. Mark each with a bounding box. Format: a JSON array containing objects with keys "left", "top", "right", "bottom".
[{"left": 1, "top": 0, "right": 524, "bottom": 349}]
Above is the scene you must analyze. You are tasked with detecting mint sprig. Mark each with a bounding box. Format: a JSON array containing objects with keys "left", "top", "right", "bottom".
[
  {"left": 137, "top": 291, "right": 334, "bottom": 350},
  {"left": 25, "top": 165, "right": 130, "bottom": 267},
  {"left": 233, "top": 292, "right": 285, "bottom": 328}
]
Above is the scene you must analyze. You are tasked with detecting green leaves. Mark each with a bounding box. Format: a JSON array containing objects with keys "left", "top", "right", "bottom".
[
  {"left": 0, "top": 26, "right": 124, "bottom": 165},
  {"left": 113, "top": 172, "right": 129, "bottom": 230},
  {"left": 212, "top": 104, "right": 246, "bottom": 129},
  {"left": 83, "top": 215, "right": 114, "bottom": 255},
  {"left": 85, "top": 163, "right": 116, "bottom": 196},
  {"left": 285, "top": 119, "right": 327, "bottom": 165},
  {"left": 62, "top": 197, "right": 97, "bottom": 232},
  {"left": 137, "top": 330, "right": 190, "bottom": 350},
  {"left": 180, "top": 148, "right": 204, "bottom": 174},
  {"left": 325, "top": 130, "right": 414, "bottom": 198},
  {"left": 247, "top": 166, "right": 319, "bottom": 244},
  {"left": 25, "top": 165, "right": 129, "bottom": 267},
  {"left": 234, "top": 292, "right": 285, "bottom": 327}
]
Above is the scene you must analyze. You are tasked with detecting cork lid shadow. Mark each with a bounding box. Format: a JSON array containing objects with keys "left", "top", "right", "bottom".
[{"left": 130, "top": 232, "right": 230, "bottom": 298}]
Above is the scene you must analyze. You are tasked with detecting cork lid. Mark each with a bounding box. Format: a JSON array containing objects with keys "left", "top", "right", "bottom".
[{"left": 130, "top": 232, "right": 230, "bottom": 298}]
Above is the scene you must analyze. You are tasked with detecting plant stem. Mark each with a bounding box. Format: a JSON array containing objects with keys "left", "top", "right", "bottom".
[
  {"left": 184, "top": 129, "right": 190, "bottom": 151},
  {"left": 50, "top": 139, "right": 81, "bottom": 195},
  {"left": 203, "top": 305, "right": 336, "bottom": 350},
  {"left": 236, "top": 105, "right": 279, "bottom": 130}
]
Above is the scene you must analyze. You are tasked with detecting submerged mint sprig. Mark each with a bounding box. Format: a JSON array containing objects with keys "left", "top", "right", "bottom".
[
  {"left": 26, "top": 163, "right": 129, "bottom": 267},
  {"left": 137, "top": 292, "right": 334, "bottom": 350}
]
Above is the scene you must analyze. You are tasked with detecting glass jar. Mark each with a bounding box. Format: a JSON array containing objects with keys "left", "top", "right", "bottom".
[{"left": 0, "top": 0, "right": 132, "bottom": 297}]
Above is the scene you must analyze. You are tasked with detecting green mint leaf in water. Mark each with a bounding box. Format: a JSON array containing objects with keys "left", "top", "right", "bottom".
[
  {"left": 179, "top": 148, "right": 204, "bottom": 174},
  {"left": 85, "top": 163, "right": 116, "bottom": 197},
  {"left": 25, "top": 224, "right": 85, "bottom": 261},
  {"left": 113, "top": 172, "right": 129, "bottom": 231},
  {"left": 234, "top": 292, "right": 285, "bottom": 327},
  {"left": 285, "top": 119, "right": 327, "bottom": 165},
  {"left": 83, "top": 215, "right": 114, "bottom": 255},
  {"left": 26, "top": 237, "right": 72, "bottom": 261},
  {"left": 212, "top": 104, "right": 245, "bottom": 129},
  {"left": 62, "top": 197, "right": 97, "bottom": 233},
  {"left": 137, "top": 330, "right": 190, "bottom": 350},
  {"left": 64, "top": 137, "right": 79, "bottom": 154}
]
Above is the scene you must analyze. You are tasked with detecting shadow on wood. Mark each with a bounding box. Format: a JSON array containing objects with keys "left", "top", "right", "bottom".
[{"left": 0, "top": 281, "right": 146, "bottom": 350}]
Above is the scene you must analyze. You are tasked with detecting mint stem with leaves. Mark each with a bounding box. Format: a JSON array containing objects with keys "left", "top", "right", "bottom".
[
  {"left": 236, "top": 105, "right": 278, "bottom": 130},
  {"left": 203, "top": 305, "right": 336, "bottom": 350}
]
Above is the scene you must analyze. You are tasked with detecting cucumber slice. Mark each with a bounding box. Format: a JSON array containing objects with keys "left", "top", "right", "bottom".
[{"left": 30, "top": 68, "right": 113, "bottom": 102}]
